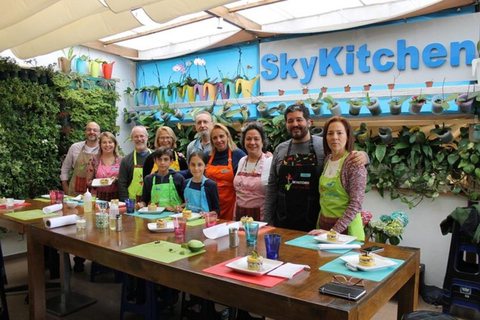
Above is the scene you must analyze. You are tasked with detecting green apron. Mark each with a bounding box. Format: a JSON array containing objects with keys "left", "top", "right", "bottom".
[
  {"left": 150, "top": 174, "right": 182, "bottom": 207},
  {"left": 319, "top": 151, "right": 364, "bottom": 240},
  {"left": 127, "top": 151, "right": 151, "bottom": 201}
]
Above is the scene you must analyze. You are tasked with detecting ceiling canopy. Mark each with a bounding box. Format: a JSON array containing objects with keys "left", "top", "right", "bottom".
[{"left": 0, "top": 0, "right": 475, "bottom": 60}]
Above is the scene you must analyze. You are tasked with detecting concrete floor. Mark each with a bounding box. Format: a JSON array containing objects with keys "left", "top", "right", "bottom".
[{"left": 2, "top": 254, "right": 478, "bottom": 320}]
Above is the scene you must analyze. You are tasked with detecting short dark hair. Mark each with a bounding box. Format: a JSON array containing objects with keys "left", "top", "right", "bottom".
[
  {"left": 322, "top": 116, "right": 354, "bottom": 155},
  {"left": 284, "top": 102, "right": 310, "bottom": 121},
  {"left": 240, "top": 121, "right": 268, "bottom": 153},
  {"left": 189, "top": 151, "right": 209, "bottom": 165},
  {"left": 154, "top": 147, "right": 174, "bottom": 160}
]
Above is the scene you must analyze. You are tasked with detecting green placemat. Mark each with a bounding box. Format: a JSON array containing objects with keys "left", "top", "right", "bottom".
[
  {"left": 186, "top": 218, "right": 206, "bottom": 227},
  {"left": 122, "top": 241, "right": 205, "bottom": 264},
  {"left": 285, "top": 235, "right": 363, "bottom": 254},
  {"left": 126, "top": 211, "right": 176, "bottom": 220},
  {"left": 33, "top": 198, "right": 51, "bottom": 203},
  {"left": 5, "top": 209, "right": 58, "bottom": 221},
  {"left": 319, "top": 252, "right": 404, "bottom": 282}
]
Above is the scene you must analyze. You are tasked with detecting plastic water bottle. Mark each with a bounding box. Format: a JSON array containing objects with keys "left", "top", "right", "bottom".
[
  {"left": 109, "top": 200, "right": 118, "bottom": 231},
  {"left": 84, "top": 189, "right": 92, "bottom": 213}
]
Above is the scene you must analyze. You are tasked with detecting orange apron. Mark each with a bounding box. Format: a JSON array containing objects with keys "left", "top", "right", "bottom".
[{"left": 206, "top": 149, "right": 235, "bottom": 220}]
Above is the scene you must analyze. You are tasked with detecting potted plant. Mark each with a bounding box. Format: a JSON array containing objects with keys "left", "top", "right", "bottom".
[
  {"left": 431, "top": 78, "right": 458, "bottom": 115},
  {"left": 409, "top": 93, "right": 430, "bottom": 115},
  {"left": 321, "top": 86, "right": 328, "bottom": 93},
  {"left": 344, "top": 85, "right": 351, "bottom": 92},
  {"left": 0, "top": 56, "right": 20, "bottom": 80},
  {"left": 363, "top": 84, "right": 371, "bottom": 91},
  {"left": 388, "top": 97, "right": 407, "bottom": 115},
  {"left": 306, "top": 93, "right": 324, "bottom": 116},
  {"left": 387, "top": 83, "right": 395, "bottom": 90},
  {"left": 76, "top": 54, "right": 89, "bottom": 75},
  {"left": 123, "top": 85, "right": 136, "bottom": 107},
  {"left": 365, "top": 93, "right": 381, "bottom": 116},
  {"left": 354, "top": 123, "right": 369, "bottom": 143},
  {"left": 378, "top": 127, "right": 393, "bottom": 144},
  {"left": 278, "top": 89, "right": 285, "bottom": 96},
  {"left": 425, "top": 80, "right": 433, "bottom": 88},
  {"left": 430, "top": 123, "right": 453, "bottom": 144},
  {"left": 323, "top": 95, "right": 341, "bottom": 116},
  {"left": 59, "top": 47, "right": 76, "bottom": 73},
  {"left": 256, "top": 101, "right": 271, "bottom": 118},
  {"left": 346, "top": 98, "right": 363, "bottom": 116},
  {"left": 456, "top": 93, "right": 474, "bottom": 113},
  {"left": 302, "top": 86, "right": 309, "bottom": 94},
  {"left": 387, "top": 72, "right": 401, "bottom": 91}
]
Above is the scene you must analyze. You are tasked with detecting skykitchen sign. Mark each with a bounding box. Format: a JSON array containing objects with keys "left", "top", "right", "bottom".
[{"left": 259, "top": 13, "right": 480, "bottom": 92}]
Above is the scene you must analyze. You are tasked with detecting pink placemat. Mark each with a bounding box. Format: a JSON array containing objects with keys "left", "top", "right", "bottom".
[
  {"left": 203, "top": 257, "right": 286, "bottom": 288},
  {"left": 0, "top": 203, "right": 31, "bottom": 209},
  {"left": 237, "top": 225, "right": 276, "bottom": 235}
]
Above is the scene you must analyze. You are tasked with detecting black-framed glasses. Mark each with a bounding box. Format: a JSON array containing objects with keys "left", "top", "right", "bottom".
[{"left": 332, "top": 275, "right": 364, "bottom": 287}]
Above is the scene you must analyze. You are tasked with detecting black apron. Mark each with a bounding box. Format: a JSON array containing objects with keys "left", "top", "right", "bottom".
[{"left": 276, "top": 138, "right": 320, "bottom": 232}]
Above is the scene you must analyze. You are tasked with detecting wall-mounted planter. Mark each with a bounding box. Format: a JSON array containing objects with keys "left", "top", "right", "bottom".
[
  {"left": 431, "top": 95, "right": 445, "bottom": 115},
  {"left": 311, "top": 104, "right": 323, "bottom": 116},
  {"left": 425, "top": 80, "right": 433, "bottom": 87},
  {"left": 455, "top": 93, "right": 474, "bottom": 113},
  {"left": 89, "top": 61, "right": 100, "bottom": 78},
  {"left": 185, "top": 85, "right": 195, "bottom": 102},
  {"left": 366, "top": 97, "right": 381, "bottom": 116},
  {"left": 257, "top": 103, "right": 270, "bottom": 118},
  {"left": 58, "top": 57, "right": 71, "bottom": 73},
  {"left": 378, "top": 127, "right": 393, "bottom": 144},
  {"left": 437, "top": 130, "right": 454, "bottom": 144},
  {"left": 409, "top": 100, "right": 426, "bottom": 115},
  {"left": 76, "top": 59, "right": 88, "bottom": 75},
  {"left": 204, "top": 83, "right": 217, "bottom": 101},
  {"left": 347, "top": 99, "right": 363, "bottom": 116},
  {"left": 235, "top": 75, "right": 259, "bottom": 98},
  {"left": 328, "top": 103, "right": 342, "bottom": 116},
  {"left": 387, "top": 83, "right": 395, "bottom": 90},
  {"left": 102, "top": 61, "right": 114, "bottom": 79},
  {"left": 388, "top": 97, "right": 406, "bottom": 115},
  {"left": 344, "top": 85, "right": 350, "bottom": 92},
  {"left": 194, "top": 84, "right": 207, "bottom": 101},
  {"left": 363, "top": 84, "right": 371, "bottom": 91}
]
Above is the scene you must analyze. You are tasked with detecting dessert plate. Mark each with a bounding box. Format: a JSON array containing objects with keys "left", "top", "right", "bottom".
[
  {"left": 147, "top": 222, "right": 174, "bottom": 233},
  {"left": 138, "top": 207, "right": 165, "bottom": 214},
  {"left": 170, "top": 212, "right": 202, "bottom": 221},
  {"left": 339, "top": 254, "right": 397, "bottom": 272},
  {"left": 225, "top": 256, "right": 283, "bottom": 276},
  {"left": 314, "top": 233, "right": 357, "bottom": 244},
  {"left": 14, "top": 200, "right": 25, "bottom": 204},
  {"left": 229, "top": 221, "right": 268, "bottom": 230},
  {"left": 92, "top": 178, "right": 114, "bottom": 187}
]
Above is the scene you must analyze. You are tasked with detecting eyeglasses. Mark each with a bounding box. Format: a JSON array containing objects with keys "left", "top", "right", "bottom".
[
  {"left": 158, "top": 136, "right": 173, "bottom": 141},
  {"left": 332, "top": 275, "right": 364, "bottom": 287},
  {"left": 86, "top": 128, "right": 99, "bottom": 132}
]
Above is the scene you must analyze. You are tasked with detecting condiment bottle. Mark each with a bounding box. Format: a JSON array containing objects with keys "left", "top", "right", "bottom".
[
  {"left": 229, "top": 227, "right": 239, "bottom": 248},
  {"left": 84, "top": 189, "right": 92, "bottom": 213},
  {"left": 109, "top": 200, "right": 118, "bottom": 231}
]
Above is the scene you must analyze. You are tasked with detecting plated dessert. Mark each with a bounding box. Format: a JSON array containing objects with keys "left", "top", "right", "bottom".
[
  {"left": 326, "top": 229, "right": 339, "bottom": 242},
  {"left": 156, "top": 219, "right": 165, "bottom": 228},
  {"left": 240, "top": 216, "right": 254, "bottom": 226},
  {"left": 182, "top": 209, "right": 192, "bottom": 219},
  {"left": 247, "top": 250, "right": 263, "bottom": 271},
  {"left": 359, "top": 252, "right": 375, "bottom": 267},
  {"left": 148, "top": 203, "right": 157, "bottom": 211}
]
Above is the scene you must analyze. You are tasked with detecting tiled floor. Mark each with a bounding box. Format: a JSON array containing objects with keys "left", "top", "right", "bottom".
[{"left": 2, "top": 254, "right": 478, "bottom": 320}]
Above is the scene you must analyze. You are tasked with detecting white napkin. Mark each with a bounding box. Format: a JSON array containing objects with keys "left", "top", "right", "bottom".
[
  {"left": 267, "top": 263, "right": 310, "bottom": 279},
  {"left": 318, "top": 244, "right": 361, "bottom": 250},
  {"left": 203, "top": 222, "right": 229, "bottom": 239},
  {"left": 45, "top": 215, "right": 76, "bottom": 228},
  {"left": 71, "top": 195, "right": 82, "bottom": 201},
  {"left": 42, "top": 203, "right": 63, "bottom": 214}
]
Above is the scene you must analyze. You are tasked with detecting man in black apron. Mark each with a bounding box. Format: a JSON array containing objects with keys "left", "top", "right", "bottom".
[{"left": 264, "top": 103, "right": 367, "bottom": 232}]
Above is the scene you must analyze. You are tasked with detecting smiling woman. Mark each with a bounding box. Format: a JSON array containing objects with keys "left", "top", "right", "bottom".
[{"left": 205, "top": 123, "right": 246, "bottom": 220}]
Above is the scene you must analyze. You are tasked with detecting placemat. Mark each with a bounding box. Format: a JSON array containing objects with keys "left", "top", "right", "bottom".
[
  {"left": 186, "top": 218, "right": 206, "bottom": 227},
  {"left": 33, "top": 198, "right": 51, "bottom": 203},
  {"left": 122, "top": 240, "right": 205, "bottom": 264},
  {"left": 0, "top": 203, "right": 31, "bottom": 209},
  {"left": 126, "top": 211, "right": 176, "bottom": 220},
  {"left": 4, "top": 209, "right": 59, "bottom": 221},
  {"left": 285, "top": 235, "right": 363, "bottom": 254},
  {"left": 203, "top": 257, "right": 286, "bottom": 288},
  {"left": 319, "top": 252, "right": 404, "bottom": 282},
  {"left": 237, "top": 225, "right": 275, "bottom": 235}
]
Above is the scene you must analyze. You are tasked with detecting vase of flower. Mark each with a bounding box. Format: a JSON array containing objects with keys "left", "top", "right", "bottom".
[
  {"left": 409, "top": 94, "right": 430, "bottom": 115},
  {"left": 365, "top": 211, "right": 409, "bottom": 245},
  {"left": 455, "top": 93, "right": 474, "bottom": 113}
]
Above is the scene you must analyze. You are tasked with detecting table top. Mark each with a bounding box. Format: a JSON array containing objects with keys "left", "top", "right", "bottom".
[{"left": 27, "top": 211, "right": 420, "bottom": 320}]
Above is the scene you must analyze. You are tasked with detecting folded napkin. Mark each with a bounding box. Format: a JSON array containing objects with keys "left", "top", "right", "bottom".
[
  {"left": 318, "top": 244, "right": 361, "bottom": 250},
  {"left": 267, "top": 263, "right": 310, "bottom": 279},
  {"left": 42, "top": 203, "right": 63, "bottom": 214},
  {"left": 45, "top": 215, "right": 76, "bottom": 228},
  {"left": 203, "top": 222, "right": 229, "bottom": 239}
]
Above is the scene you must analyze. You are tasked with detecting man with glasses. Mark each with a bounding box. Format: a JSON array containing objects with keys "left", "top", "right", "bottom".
[
  {"left": 186, "top": 111, "right": 214, "bottom": 161},
  {"left": 118, "top": 125, "right": 152, "bottom": 201},
  {"left": 60, "top": 122, "right": 101, "bottom": 196},
  {"left": 264, "top": 103, "right": 367, "bottom": 232}
]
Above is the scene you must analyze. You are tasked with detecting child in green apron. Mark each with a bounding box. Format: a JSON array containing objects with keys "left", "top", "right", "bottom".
[{"left": 138, "top": 147, "right": 185, "bottom": 212}]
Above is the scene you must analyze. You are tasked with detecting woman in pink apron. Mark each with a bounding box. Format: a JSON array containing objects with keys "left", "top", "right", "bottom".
[
  {"left": 86, "top": 132, "right": 123, "bottom": 201},
  {"left": 233, "top": 122, "right": 272, "bottom": 221}
]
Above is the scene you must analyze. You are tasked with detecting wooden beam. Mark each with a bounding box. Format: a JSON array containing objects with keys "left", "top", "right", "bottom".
[
  {"left": 228, "top": 0, "right": 286, "bottom": 13},
  {"left": 82, "top": 40, "right": 138, "bottom": 58},
  {"left": 206, "top": 6, "right": 262, "bottom": 30}
]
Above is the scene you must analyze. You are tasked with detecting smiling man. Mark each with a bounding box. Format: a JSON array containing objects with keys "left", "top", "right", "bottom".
[
  {"left": 60, "top": 122, "right": 101, "bottom": 196},
  {"left": 118, "top": 126, "right": 152, "bottom": 201},
  {"left": 186, "top": 111, "right": 214, "bottom": 161}
]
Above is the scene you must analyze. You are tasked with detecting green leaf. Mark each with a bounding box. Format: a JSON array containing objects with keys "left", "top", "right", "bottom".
[
  {"left": 375, "top": 144, "right": 386, "bottom": 163},
  {"left": 391, "top": 155, "right": 401, "bottom": 163},
  {"left": 463, "top": 164, "right": 475, "bottom": 174},
  {"left": 447, "top": 154, "right": 459, "bottom": 165},
  {"left": 395, "top": 142, "right": 409, "bottom": 150},
  {"left": 470, "top": 154, "right": 479, "bottom": 164}
]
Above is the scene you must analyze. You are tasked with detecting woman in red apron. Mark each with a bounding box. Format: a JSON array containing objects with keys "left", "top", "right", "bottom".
[
  {"left": 233, "top": 122, "right": 272, "bottom": 221},
  {"left": 86, "top": 132, "right": 123, "bottom": 201},
  {"left": 205, "top": 123, "right": 246, "bottom": 220}
]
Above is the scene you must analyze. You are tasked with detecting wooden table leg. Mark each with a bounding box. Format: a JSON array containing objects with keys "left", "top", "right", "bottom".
[
  {"left": 396, "top": 255, "right": 420, "bottom": 319},
  {"left": 27, "top": 228, "right": 45, "bottom": 320}
]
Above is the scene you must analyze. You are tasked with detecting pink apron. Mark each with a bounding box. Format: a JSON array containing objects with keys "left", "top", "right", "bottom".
[
  {"left": 233, "top": 154, "right": 266, "bottom": 221},
  {"left": 94, "top": 157, "right": 120, "bottom": 201}
]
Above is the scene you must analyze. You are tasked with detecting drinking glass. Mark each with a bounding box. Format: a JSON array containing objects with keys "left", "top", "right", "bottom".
[
  {"left": 264, "top": 233, "right": 282, "bottom": 260},
  {"left": 49, "top": 190, "right": 58, "bottom": 204},
  {"left": 55, "top": 191, "right": 64, "bottom": 204},
  {"left": 125, "top": 199, "right": 136, "bottom": 213},
  {"left": 76, "top": 214, "right": 86, "bottom": 230},
  {"left": 244, "top": 222, "right": 259, "bottom": 245},
  {"left": 6, "top": 198, "right": 14, "bottom": 210},
  {"left": 205, "top": 212, "right": 218, "bottom": 228},
  {"left": 174, "top": 217, "right": 187, "bottom": 239}
]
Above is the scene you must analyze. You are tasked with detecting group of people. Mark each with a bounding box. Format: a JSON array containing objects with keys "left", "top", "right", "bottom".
[{"left": 61, "top": 104, "right": 369, "bottom": 254}]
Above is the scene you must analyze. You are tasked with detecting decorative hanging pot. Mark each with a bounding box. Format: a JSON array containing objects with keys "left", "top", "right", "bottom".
[
  {"left": 89, "top": 61, "right": 100, "bottom": 78},
  {"left": 203, "top": 83, "right": 217, "bottom": 101},
  {"left": 235, "top": 75, "right": 260, "bottom": 98},
  {"left": 455, "top": 93, "right": 474, "bottom": 114},
  {"left": 185, "top": 85, "right": 196, "bottom": 102},
  {"left": 58, "top": 57, "right": 71, "bottom": 73},
  {"left": 431, "top": 95, "right": 445, "bottom": 115},
  {"left": 102, "top": 61, "right": 114, "bottom": 79},
  {"left": 366, "top": 97, "right": 381, "bottom": 116},
  {"left": 329, "top": 102, "right": 342, "bottom": 116},
  {"left": 194, "top": 84, "right": 207, "bottom": 101},
  {"left": 378, "top": 127, "right": 393, "bottom": 144},
  {"left": 76, "top": 58, "right": 88, "bottom": 75}
]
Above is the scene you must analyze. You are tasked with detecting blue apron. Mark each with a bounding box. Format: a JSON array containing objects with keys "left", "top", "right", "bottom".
[{"left": 184, "top": 176, "right": 210, "bottom": 212}]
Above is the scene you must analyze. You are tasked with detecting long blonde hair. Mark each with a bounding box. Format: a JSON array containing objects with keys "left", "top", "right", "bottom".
[
  {"left": 210, "top": 123, "right": 238, "bottom": 151},
  {"left": 98, "top": 132, "right": 119, "bottom": 158}
]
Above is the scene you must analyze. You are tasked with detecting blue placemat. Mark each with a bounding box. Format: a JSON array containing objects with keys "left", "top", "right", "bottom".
[
  {"left": 126, "top": 211, "right": 175, "bottom": 220},
  {"left": 319, "top": 252, "right": 404, "bottom": 282},
  {"left": 285, "top": 235, "right": 363, "bottom": 254}
]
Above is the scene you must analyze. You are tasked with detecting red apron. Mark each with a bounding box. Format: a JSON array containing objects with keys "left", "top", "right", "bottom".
[{"left": 206, "top": 149, "right": 235, "bottom": 220}]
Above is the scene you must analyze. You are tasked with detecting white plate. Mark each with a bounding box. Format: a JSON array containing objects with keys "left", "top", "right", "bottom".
[
  {"left": 41, "top": 194, "right": 50, "bottom": 199},
  {"left": 14, "top": 200, "right": 25, "bottom": 204},
  {"left": 138, "top": 207, "right": 165, "bottom": 214},
  {"left": 92, "top": 178, "right": 114, "bottom": 187},
  {"left": 147, "top": 222, "right": 174, "bottom": 233},
  {"left": 225, "top": 256, "right": 283, "bottom": 276},
  {"left": 170, "top": 212, "right": 202, "bottom": 221},
  {"left": 229, "top": 221, "right": 268, "bottom": 230},
  {"left": 339, "top": 254, "right": 398, "bottom": 272},
  {"left": 314, "top": 233, "right": 357, "bottom": 244}
]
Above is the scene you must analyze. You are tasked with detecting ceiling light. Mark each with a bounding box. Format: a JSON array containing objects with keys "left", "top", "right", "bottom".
[{"left": 217, "top": 17, "right": 223, "bottom": 30}]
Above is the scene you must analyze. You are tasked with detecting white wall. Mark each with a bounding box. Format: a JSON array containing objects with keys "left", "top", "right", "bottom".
[{"left": 363, "top": 191, "right": 466, "bottom": 288}]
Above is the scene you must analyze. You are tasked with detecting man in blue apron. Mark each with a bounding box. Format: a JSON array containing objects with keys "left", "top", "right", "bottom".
[{"left": 264, "top": 103, "right": 367, "bottom": 232}]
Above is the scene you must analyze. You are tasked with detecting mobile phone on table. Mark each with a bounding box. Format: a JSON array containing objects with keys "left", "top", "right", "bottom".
[
  {"left": 361, "top": 245, "right": 384, "bottom": 254},
  {"left": 318, "top": 282, "right": 366, "bottom": 301}
]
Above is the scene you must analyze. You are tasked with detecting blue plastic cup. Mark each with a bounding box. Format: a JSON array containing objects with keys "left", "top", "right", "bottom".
[{"left": 264, "top": 233, "right": 282, "bottom": 260}]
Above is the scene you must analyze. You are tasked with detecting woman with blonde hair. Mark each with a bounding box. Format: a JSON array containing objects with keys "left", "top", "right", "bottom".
[
  {"left": 205, "top": 123, "right": 246, "bottom": 220},
  {"left": 86, "top": 132, "right": 123, "bottom": 201},
  {"left": 143, "top": 126, "right": 187, "bottom": 177}
]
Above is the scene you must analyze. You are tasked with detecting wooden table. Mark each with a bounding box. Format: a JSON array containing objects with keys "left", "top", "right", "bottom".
[{"left": 27, "top": 213, "right": 419, "bottom": 320}]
